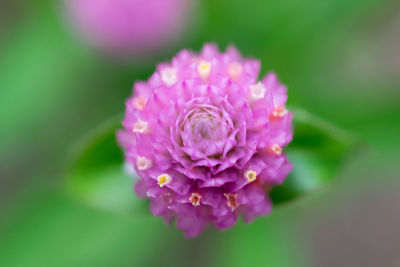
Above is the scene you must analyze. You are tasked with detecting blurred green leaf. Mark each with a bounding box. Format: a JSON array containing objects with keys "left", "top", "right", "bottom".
[
  {"left": 66, "top": 114, "right": 147, "bottom": 215},
  {"left": 270, "top": 108, "right": 359, "bottom": 204},
  {"left": 0, "top": 192, "right": 180, "bottom": 267},
  {"left": 68, "top": 108, "right": 358, "bottom": 214}
]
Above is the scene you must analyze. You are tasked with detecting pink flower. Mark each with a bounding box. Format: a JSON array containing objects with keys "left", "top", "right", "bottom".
[
  {"left": 64, "top": 0, "right": 193, "bottom": 55},
  {"left": 118, "top": 44, "right": 293, "bottom": 237}
]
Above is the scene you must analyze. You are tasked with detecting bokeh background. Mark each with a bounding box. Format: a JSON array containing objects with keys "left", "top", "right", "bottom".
[{"left": 1, "top": 0, "right": 399, "bottom": 266}]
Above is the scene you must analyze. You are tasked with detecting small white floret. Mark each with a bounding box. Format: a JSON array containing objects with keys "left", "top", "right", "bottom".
[
  {"left": 250, "top": 82, "right": 266, "bottom": 100},
  {"left": 198, "top": 61, "right": 211, "bottom": 80},
  {"left": 161, "top": 67, "right": 178, "bottom": 87},
  {"left": 133, "top": 119, "right": 149, "bottom": 133},
  {"left": 136, "top": 157, "right": 152, "bottom": 170},
  {"left": 244, "top": 170, "right": 257, "bottom": 182},
  {"left": 157, "top": 174, "right": 172, "bottom": 187}
]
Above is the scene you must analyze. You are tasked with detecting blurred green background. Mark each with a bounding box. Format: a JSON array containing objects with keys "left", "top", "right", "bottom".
[{"left": 1, "top": 0, "right": 399, "bottom": 266}]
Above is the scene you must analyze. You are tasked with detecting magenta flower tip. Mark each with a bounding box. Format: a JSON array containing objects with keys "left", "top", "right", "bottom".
[{"left": 118, "top": 43, "right": 293, "bottom": 237}]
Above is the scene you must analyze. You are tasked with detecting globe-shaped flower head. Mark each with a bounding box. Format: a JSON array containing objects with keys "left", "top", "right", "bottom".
[{"left": 118, "top": 44, "right": 293, "bottom": 237}]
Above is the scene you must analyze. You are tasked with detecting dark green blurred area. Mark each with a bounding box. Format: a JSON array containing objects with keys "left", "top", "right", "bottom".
[{"left": 0, "top": 0, "right": 399, "bottom": 266}]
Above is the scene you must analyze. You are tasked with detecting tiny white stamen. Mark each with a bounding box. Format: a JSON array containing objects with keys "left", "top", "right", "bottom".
[
  {"left": 244, "top": 170, "right": 257, "bottom": 182},
  {"left": 224, "top": 193, "right": 239, "bottom": 211},
  {"left": 189, "top": 192, "right": 202, "bottom": 207},
  {"left": 161, "top": 67, "right": 178, "bottom": 87},
  {"left": 136, "top": 157, "right": 152, "bottom": 170},
  {"left": 228, "top": 62, "right": 243, "bottom": 80},
  {"left": 198, "top": 60, "right": 211, "bottom": 80},
  {"left": 271, "top": 106, "right": 288, "bottom": 119},
  {"left": 250, "top": 82, "right": 266, "bottom": 100},
  {"left": 133, "top": 119, "right": 149, "bottom": 133},
  {"left": 157, "top": 174, "right": 172, "bottom": 187},
  {"left": 270, "top": 144, "right": 282, "bottom": 155},
  {"left": 133, "top": 96, "right": 147, "bottom": 110}
]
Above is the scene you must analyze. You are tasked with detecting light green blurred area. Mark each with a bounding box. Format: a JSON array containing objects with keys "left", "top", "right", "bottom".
[{"left": 0, "top": 0, "right": 399, "bottom": 266}]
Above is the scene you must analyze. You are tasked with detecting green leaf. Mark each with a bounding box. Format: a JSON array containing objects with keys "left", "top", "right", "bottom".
[
  {"left": 0, "top": 192, "right": 180, "bottom": 267},
  {"left": 66, "top": 114, "right": 147, "bottom": 215},
  {"left": 270, "top": 108, "right": 359, "bottom": 204},
  {"left": 67, "top": 108, "right": 358, "bottom": 214}
]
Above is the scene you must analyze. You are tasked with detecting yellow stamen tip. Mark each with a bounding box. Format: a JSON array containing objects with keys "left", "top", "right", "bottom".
[
  {"left": 157, "top": 174, "right": 172, "bottom": 187},
  {"left": 245, "top": 170, "right": 257, "bottom": 182},
  {"left": 198, "top": 61, "right": 211, "bottom": 80},
  {"left": 270, "top": 144, "right": 282, "bottom": 155}
]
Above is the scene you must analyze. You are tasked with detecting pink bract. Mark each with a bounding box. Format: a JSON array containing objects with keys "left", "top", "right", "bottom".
[{"left": 118, "top": 44, "right": 293, "bottom": 237}]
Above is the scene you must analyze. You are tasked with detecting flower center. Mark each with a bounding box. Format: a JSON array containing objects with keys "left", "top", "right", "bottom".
[
  {"left": 192, "top": 115, "right": 216, "bottom": 139},
  {"left": 176, "top": 103, "right": 236, "bottom": 159}
]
